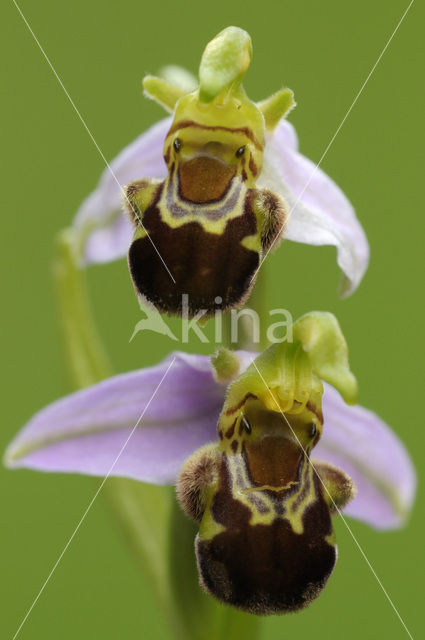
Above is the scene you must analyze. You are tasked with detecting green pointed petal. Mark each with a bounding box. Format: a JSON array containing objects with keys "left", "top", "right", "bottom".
[
  {"left": 158, "top": 65, "right": 198, "bottom": 93},
  {"left": 198, "top": 26, "right": 252, "bottom": 102},
  {"left": 143, "top": 75, "right": 187, "bottom": 113},
  {"left": 257, "top": 87, "right": 296, "bottom": 130},
  {"left": 293, "top": 312, "right": 358, "bottom": 404}
]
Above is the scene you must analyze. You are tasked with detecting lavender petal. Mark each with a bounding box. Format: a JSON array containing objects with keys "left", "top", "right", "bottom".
[
  {"left": 73, "top": 117, "right": 171, "bottom": 265},
  {"left": 316, "top": 384, "right": 416, "bottom": 529},
  {"left": 5, "top": 353, "right": 222, "bottom": 484},
  {"left": 259, "top": 119, "right": 369, "bottom": 296}
]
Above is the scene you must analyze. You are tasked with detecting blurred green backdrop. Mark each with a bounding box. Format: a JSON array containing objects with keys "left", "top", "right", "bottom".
[{"left": 1, "top": 0, "right": 423, "bottom": 638}]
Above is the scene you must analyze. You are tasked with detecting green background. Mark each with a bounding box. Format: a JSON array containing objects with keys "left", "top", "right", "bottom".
[{"left": 1, "top": 0, "right": 423, "bottom": 638}]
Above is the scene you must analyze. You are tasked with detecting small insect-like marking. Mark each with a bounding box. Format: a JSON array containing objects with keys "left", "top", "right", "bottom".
[
  {"left": 247, "top": 494, "right": 271, "bottom": 515},
  {"left": 164, "top": 145, "right": 171, "bottom": 164},
  {"left": 241, "top": 415, "right": 251, "bottom": 434},
  {"left": 235, "top": 145, "right": 245, "bottom": 157},
  {"left": 224, "top": 418, "right": 237, "bottom": 439},
  {"left": 248, "top": 155, "right": 258, "bottom": 177},
  {"left": 307, "top": 402, "right": 323, "bottom": 425},
  {"left": 225, "top": 392, "right": 258, "bottom": 415},
  {"left": 173, "top": 138, "right": 182, "bottom": 152}
]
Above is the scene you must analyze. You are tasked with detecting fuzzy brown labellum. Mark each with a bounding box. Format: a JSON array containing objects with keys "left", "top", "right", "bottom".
[{"left": 127, "top": 181, "right": 267, "bottom": 317}]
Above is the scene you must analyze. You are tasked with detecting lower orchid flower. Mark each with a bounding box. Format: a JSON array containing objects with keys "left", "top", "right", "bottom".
[{"left": 4, "top": 312, "right": 416, "bottom": 615}]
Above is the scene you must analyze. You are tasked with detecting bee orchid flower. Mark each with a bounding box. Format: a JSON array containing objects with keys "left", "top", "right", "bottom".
[
  {"left": 5, "top": 309, "right": 416, "bottom": 614},
  {"left": 73, "top": 27, "right": 369, "bottom": 308}
]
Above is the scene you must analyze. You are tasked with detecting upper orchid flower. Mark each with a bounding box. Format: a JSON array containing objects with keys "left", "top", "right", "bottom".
[
  {"left": 5, "top": 313, "right": 415, "bottom": 614},
  {"left": 73, "top": 26, "right": 369, "bottom": 316}
]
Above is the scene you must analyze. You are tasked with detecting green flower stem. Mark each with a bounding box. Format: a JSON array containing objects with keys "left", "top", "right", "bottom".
[
  {"left": 105, "top": 480, "right": 192, "bottom": 640},
  {"left": 53, "top": 228, "right": 260, "bottom": 640},
  {"left": 53, "top": 229, "right": 112, "bottom": 388}
]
